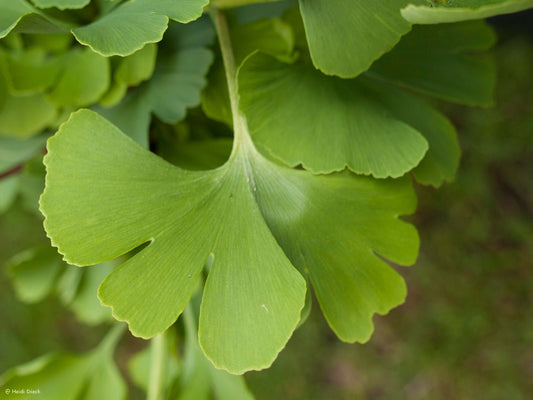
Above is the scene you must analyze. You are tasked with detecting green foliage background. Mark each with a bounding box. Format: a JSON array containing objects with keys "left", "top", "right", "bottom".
[{"left": 1, "top": 22, "right": 531, "bottom": 399}]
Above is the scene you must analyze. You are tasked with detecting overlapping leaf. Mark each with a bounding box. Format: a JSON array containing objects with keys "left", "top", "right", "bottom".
[
  {"left": 40, "top": 109, "right": 418, "bottom": 373},
  {"left": 370, "top": 20, "right": 496, "bottom": 106},
  {"left": 238, "top": 53, "right": 428, "bottom": 178},
  {"left": 298, "top": 0, "right": 418, "bottom": 77},
  {"left": 72, "top": 0, "right": 209, "bottom": 56},
  {"left": 403, "top": 0, "right": 533, "bottom": 23},
  {"left": 238, "top": 18, "right": 494, "bottom": 185}
]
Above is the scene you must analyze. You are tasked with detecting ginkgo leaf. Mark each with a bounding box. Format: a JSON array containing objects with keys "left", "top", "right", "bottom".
[
  {"left": 31, "top": 0, "right": 90, "bottom": 10},
  {"left": 1, "top": 48, "right": 60, "bottom": 95},
  {"left": 7, "top": 246, "right": 63, "bottom": 303},
  {"left": 100, "top": 44, "right": 157, "bottom": 107},
  {"left": 0, "top": 325, "right": 126, "bottom": 400},
  {"left": 40, "top": 109, "right": 418, "bottom": 373},
  {"left": 369, "top": 20, "right": 497, "bottom": 106},
  {"left": 298, "top": 0, "right": 418, "bottom": 77},
  {"left": 0, "top": 0, "right": 70, "bottom": 38},
  {"left": 72, "top": 0, "right": 209, "bottom": 56},
  {"left": 402, "top": 0, "right": 533, "bottom": 23},
  {"left": 0, "top": 92, "right": 56, "bottom": 138},
  {"left": 46, "top": 48, "right": 110, "bottom": 107},
  {"left": 238, "top": 52, "right": 428, "bottom": 178},
  {"left": 7, "top": 245, "right": 114, "bottom": 324},
  {"left": 202, "top": 17, "right": 294, "bottom": 126}
]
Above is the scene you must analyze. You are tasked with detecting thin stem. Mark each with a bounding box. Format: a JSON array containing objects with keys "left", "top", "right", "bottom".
[
  {"left": 98, "top": 323, "right": 126, "bottom": 354},
  {"left": 211, "top": 8, "right": 257, "bottom": 156},
  {"left": 147, "top": 333, "right": 166, "bottom": 400}
]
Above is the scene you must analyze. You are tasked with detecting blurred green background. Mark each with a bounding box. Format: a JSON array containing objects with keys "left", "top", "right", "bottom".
[{"left": 1, "top": 21, "right": 532, "bottom": 400}]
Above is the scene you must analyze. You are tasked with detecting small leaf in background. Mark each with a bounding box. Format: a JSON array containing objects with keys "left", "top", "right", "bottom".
[
  {"left": 298, "top": 0, "right": 415, "bottom": 77},
  {"left": 46, "top": 48, "right": 110, "bottom": 107},
  {"left": 0, "top": 175, "right": 20, "bottom": 213},
  {"left": 0, "top": 92, "right": 56, "bottom": 138},
  {"left": 71, "top": 0, "right": 209, "bottom": 56},
  {"left": 1, "top": 48, "right": 61, "bottom": 95},
  {"left": 100, "top": 44, "right": 157, "bottom": 107},
  {"left": 7, "top": 246, "right": 63, "bottom": 303},
  {"left": 238, "top": 53, "right": 428, "bottom": 178},
  {"left": 0, "top": 135, "right": 47, "bottom": 173},
  {"left": 40, "top": 108, "right": 418, "bottom": 372},
  {"left": 8, "top": 244, "right": 114, "bottom": 325},
  {"left": 403, "top": 0, "right": 533, "bottom": 23},
  {"left": 369, "top": 20, "right": 497, "bottom": 106},
  {"left": 0, "top": 325, "right": 126, "bottom": 400}
]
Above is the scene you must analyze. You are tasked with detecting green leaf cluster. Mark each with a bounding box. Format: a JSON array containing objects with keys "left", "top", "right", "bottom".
[{"left": 1, "top": 0, "right": 532, "bottom": 390}]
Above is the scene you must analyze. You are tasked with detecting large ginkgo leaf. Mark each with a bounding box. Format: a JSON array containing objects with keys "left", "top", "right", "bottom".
[
  {"left": 72, "top": 0, "right": 209, "bottom": 56},
  {"left": 40, "top": 109, "right": 418, "bottom": 373},
  {"left": 298, "top": 0, "right": 417, "bottom": 77},
  {"left": 402, "top": 0, "right": 533, "bottom": 23}
]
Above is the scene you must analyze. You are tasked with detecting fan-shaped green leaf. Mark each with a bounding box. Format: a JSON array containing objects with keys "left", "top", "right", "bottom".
[
  {"left": 40, "top": 110, "right": 306, "bottom": 373},
  {"left": 40, "top": 109, "right": 418, "bottom": 372},
  {"left": 298, "top": 0, "right": 415, "bottom": 77},
  {"left": 31, "top": 0, "right": 90, "bottom": 9},
  {"left": 238, "top": 53, "right": 428, "bottom": 178},
  {"left": 402, "top": 0, "right": 533, "bottom": 23},
  {"left": 369, "top": 21, "right": 496, "bottom": 106},
  {"left": 72, "top": 0, "right": 209, "bottom": 56}
]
